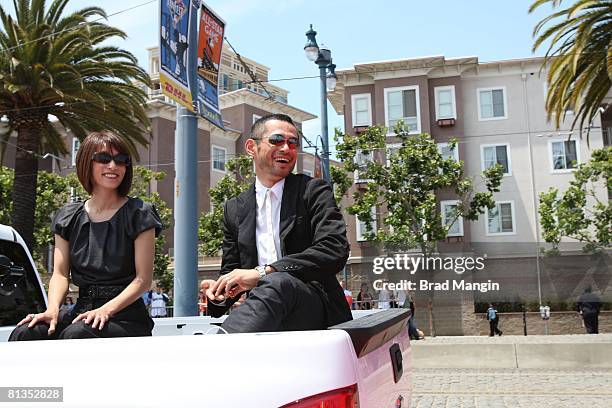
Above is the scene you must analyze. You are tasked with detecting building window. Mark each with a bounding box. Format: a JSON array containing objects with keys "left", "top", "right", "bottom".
[
  {"left": 351, "top": 93, "right": 372, "bottom": 127},
  {"left": 487, "top": 201, "right": 515, "bottom": 235},
  {"left": 550, "top": 139, "right": 579, "bottom": 171},
  {"left": 438, "top": 142, "right": 459, "bottom": 162},
  {"left": 481, "top": 144, "right": 511, "bottom": 175},
  {"left": 477, "top": 87, "right": 507, "bottom": 120},
  {"left": 386, "top": 143, "right": 402, "bottom": 166},
  {"left": 384, "top": 86, "right": 420, "bottom": 134},
  {"left": 71, "top": 137, "right": 80, "bottom": 167},
  {"left": 434, "top": 86, "right": 456, "bottom": 120},
  {"left": 441, "top": 200, "right": 463, "bottom": 237},
  {"left": 356, "top": 207, "right": 377, "bottom": 241},
  {"left": 354, "top": 149, "right": 373, "bottom": 183},
  {"left": 212, "top": 146, "right": 226, "bottom": 172}
]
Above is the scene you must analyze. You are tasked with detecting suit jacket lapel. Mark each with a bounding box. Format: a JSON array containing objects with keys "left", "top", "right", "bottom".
[
  {"left": 238, "top": 184, "right": 257, "bottom": 264},
  {"left": 279, "top": 175, "right": 297, "bottom": 253}
]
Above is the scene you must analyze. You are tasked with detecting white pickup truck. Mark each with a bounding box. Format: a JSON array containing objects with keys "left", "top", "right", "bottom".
[{"left": 0, "top": 224, "right": 412, "bottom": 407}]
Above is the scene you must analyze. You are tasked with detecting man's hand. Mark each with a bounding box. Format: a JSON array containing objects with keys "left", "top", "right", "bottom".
[
  {"left": 212, "top": 268, "right": 260, "bottom": 299},
  {"left": 201, "top": 279, "right": 225, "bottom": 302}
]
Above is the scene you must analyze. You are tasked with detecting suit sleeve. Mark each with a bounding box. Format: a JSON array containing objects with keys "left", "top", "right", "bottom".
[
  {"left": 207, "top": 199, "right": 240, "bottom": 317},
  {"left": 269, "top": 178, "right": 349, "bottom": 282}
]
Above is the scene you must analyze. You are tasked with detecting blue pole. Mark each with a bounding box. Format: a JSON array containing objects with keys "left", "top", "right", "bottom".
[{"left": 173, "top": 2, "right": 199, "bottom": 317}]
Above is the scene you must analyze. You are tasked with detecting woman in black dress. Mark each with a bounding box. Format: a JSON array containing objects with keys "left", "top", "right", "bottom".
[{"left": 9, "top": 131, "right": 162, "bottom": 340}]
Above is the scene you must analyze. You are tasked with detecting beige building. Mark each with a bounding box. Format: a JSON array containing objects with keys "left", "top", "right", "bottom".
[{"left": 329, "top": 55, "right": 611, "bottom": 335}]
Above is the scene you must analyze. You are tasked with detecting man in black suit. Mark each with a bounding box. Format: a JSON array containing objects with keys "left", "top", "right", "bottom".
[{"left": 201, "top": 113, "right": 352, "bottom": 333}]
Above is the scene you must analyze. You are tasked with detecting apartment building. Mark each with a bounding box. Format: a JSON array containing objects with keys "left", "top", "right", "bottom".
[{"left": 328, "top": 55, "right": 611, "bottom": 334}]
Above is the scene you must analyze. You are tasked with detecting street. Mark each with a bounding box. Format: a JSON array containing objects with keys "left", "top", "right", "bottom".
[{"left": 411, "top": 367, "right": 612, "bottom": 407}]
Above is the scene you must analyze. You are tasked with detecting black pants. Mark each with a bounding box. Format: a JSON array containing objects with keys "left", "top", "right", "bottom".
[
  {"left": 9, "top": 299, "right": 153, "bottom": 341},
  {"left": 221, "top": 273, "right": 326, "bottom": 334},
  {"left": 489, "top": 318, "right": 502, "bottom": 336},
  {"left": 583, "top": 313, "right": 599, "bottom": 334}
]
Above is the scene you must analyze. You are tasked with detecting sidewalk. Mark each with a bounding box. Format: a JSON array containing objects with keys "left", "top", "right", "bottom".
[
  {"left": 409, "top": 334, "right": 612, "bottom": 407},
  {"left": 411, "top": 334, "right": 612, "bottom": 369}
]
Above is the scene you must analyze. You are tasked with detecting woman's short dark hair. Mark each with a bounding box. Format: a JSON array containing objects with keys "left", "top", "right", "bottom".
[{"left": 75, "top": 131, "right": 133, "bottom": 196}]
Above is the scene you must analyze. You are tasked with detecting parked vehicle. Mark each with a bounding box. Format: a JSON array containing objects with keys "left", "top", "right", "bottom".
[
  {"left": 0, "top": 224, "right": 47, "bottom": 342},
  {"left": 0, "top": 224, "right": 412, "bottom": 407}
]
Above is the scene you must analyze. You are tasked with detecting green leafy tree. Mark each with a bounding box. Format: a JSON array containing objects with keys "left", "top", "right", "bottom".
[
  {"left": 0, "top": 166, "right": 79, "bottom": 271},
  {"left": 530, "top": 0, "right": 612, "bottom": 138},
  {"left": 199, "top": 155, "right": 254, "bottom": 256},
  {"left": 130, "top": 166, "right": 172, "bottom": 291},
  {"left": 334, "top": 124, "right": 503, "bottom": 336},
  {"left": 539, "top": 147, "right": 611, "bottom": 253},
  {"left": 0, "top": 0, "right": 151, "bottom": 250},
  {"left": 334, "top": 125, "right": 503, "bottom": 257}
]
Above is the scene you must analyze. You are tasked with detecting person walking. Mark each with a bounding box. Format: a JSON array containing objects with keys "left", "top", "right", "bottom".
[
  {"left": 577, "top": 286, "right": 602, "bottom": 334},
  {"left": 487, "top": 303, "right": 502, "bottom": 336}
]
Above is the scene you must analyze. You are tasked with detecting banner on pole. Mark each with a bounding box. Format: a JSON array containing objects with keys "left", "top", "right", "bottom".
[
  {"left": 196, "top": 3, "right": 225, "bottom": 129},
  {"left": 160, "top": 0, "right": 194, "bottom": 110}
]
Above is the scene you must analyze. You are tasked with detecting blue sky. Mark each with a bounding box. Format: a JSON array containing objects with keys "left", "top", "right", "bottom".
[{"left": 59, "top": 0, "right": 553, "bottom": 148}]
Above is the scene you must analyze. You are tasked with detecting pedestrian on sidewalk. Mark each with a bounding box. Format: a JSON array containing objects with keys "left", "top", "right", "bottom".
[
  {"left": 487, "top": 303, "right": 502, "bottom": 336},
  {"left": 577, "top": 286, "right": 601, "bottom": 334}
]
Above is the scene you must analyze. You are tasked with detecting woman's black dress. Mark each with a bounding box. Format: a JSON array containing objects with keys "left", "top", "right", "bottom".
[{"left": 9, "top": 197, "right": 162, "bottom": 341}]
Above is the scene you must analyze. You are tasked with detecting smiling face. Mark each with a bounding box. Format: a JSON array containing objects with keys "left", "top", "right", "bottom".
[
  {"left": 91, "top": 145, "right": 127, "bottom": 194},
  {"left": 246, "top": 119, "right": 299, "bottom": 187}
]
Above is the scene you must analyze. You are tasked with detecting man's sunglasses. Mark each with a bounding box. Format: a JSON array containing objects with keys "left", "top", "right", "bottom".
[
  {"left": 92, "top": 151, "right": 131, "bottom": 166},
  {"left": 252, "top": 134, "right": 300, "bottom": 149}
]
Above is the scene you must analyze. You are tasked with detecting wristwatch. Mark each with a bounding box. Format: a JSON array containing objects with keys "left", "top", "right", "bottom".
[{"left": 255, "top": 265, "right": 267, "bottom": 280}]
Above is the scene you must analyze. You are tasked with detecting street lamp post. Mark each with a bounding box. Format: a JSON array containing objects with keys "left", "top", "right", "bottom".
[
  {"left": 304, "top": 24, "right": 337, "bottom": 183},
  {"left": 304, "top": 25, "right": 347, "bottom": 286}
]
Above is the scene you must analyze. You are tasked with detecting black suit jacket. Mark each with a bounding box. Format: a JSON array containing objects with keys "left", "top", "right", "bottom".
[{"left": 208, "top": 173, "right": 352, "bottom": 327}]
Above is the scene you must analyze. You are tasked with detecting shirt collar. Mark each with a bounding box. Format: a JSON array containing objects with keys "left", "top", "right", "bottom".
[{"left": 255, "top": 177, "right": 285, "bottom": 200}]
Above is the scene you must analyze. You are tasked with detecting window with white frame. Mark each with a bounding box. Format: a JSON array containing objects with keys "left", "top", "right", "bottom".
[
  {"left": 212, "top": 146, "right": 226, "bottom": 172},
  {"left": 478, "top": 87, "right": 507, "bottom": 120},
  {"left": 481, "top": 144, "right": 511, "bottom": 175},
  {"left": 441, "top": 200, "right": 463, "bottom": 237},
  {"left": 351, "top": 93, "right": 372, "bottom": 127},
  {"left": 356, "top": 207, "right": 377, "bottom": 241},
  {"left": 354, "top": 149, "right": 373, "bottom": 183},
  {"left": 71, "top": 137, "right": 80, "bottom": 167},
  {"left": 550, "top": 139, "right": 579, "bottom": 171},
  {"left": 434, "top": 86, "right": 456, "bottom": 120},
  {"left": 487, "top": 201, "right": 515, "bottom": 235},
  {"left": 252, "top": 114, "right": 262, "bottom": 124},
  {"left": 438, "top": 142, "right": 459, "bottom": 162},
  {"left": 384, "top": 86, "right": 420, "bottom": 133}
]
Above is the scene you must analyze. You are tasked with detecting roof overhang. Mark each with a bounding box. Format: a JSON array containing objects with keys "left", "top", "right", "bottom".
[{"left": 219, "top": 88, "right": 316, "bottom": 123}]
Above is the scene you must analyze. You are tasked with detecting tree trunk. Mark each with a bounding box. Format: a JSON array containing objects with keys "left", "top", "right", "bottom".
[{"left": 11, "top": 126, "right": 39, "bottom": 251}]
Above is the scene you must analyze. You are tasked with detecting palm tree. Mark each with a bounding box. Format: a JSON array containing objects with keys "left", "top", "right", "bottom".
[
  {"left": 0, "top": 0, "right": 151, "bottom": 249},
  {"left": 530, "top": 0, "right": 612, "bottom": 139}
]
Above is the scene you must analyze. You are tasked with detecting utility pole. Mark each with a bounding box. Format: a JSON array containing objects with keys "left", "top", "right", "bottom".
[{"left": 173, "top": 3, "right": 199, "bottom": 316}]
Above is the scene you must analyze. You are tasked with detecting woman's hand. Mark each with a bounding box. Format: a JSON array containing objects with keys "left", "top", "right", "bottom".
[
  {"left": 17, "top": 308, "right": 60, "bottom": 335},
  {"left": 72, "top": 307, "right": 113, "bottom": 331}
]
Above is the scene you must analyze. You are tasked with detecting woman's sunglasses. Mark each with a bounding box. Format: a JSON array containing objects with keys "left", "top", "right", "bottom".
[
  {"left": 252, "top": 134, "right": 300, "bottom": 149},
  {"left": 92, "top": 151, "right": 131, "bottom": 166}
]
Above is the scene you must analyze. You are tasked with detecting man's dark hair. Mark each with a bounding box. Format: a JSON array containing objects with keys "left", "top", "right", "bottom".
[{"left": 250, "top": 113, "right": 298, "bottom": 140}]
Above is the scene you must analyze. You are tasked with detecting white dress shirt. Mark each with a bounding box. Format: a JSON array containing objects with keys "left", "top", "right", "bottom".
[{"left": 255, "top": 177, "right": 285, "bottom": 267}]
